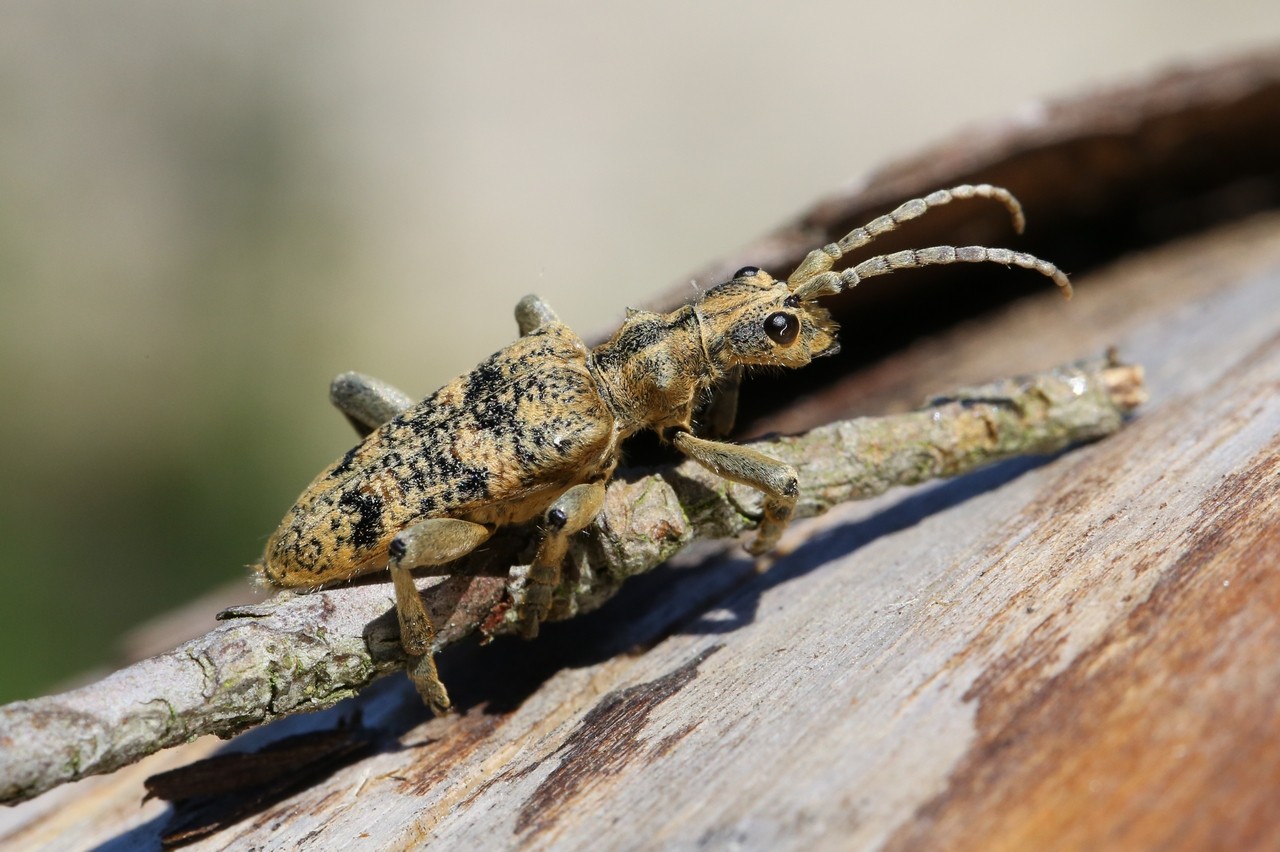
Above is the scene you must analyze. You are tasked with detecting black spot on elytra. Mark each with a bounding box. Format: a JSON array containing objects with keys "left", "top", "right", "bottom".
[
  {"left": 457, "top": 464, "right": 491, "bottom": 500},
  {"left": 465, "top": 359, "right": 504, "bottom": 402},
  {"left": 402, "top": 466, "right": 428, "bottom": 494},
  {"left": 472, "top": 392, "right": 518, "bottom": 432},
  {"left": 328, "top": 445, "right": 361, "bottom": 478},
  {"left": 337, "top": 490, "right": 384, "bottom": 550},
  {"left": 462, "top": 357, "right": 521, "bottom": 433}
]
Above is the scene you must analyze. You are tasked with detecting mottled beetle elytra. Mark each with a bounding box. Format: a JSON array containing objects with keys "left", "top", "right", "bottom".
[{"left": 255, "top": 184, "right": 1071, "bottom": 713}]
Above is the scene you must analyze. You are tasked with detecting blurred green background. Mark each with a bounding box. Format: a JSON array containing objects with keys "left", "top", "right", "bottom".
[{"left": 1, "top": 2, "right": 1276, "bottom": 702}]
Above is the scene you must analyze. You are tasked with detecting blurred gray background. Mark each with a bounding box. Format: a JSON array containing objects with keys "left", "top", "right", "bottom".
[{"left": 1, "top": 2, "right": 1276, "bottom": 702}]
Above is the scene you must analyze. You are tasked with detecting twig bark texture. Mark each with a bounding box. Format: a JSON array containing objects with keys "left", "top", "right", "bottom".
[{"left": 0, "top": 357, "right": 1143, "bottom": 804}]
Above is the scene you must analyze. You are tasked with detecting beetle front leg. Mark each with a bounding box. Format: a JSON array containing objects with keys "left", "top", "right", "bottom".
[
  {"left": 517, "top": 481, "right": 607, "bottom": 639},
  {"left": 388, "top": 517, "right": 492, "bottom": 713},
  {"left": 330, "top": 372, "right": 415, "bottom": 437},
  {"left": 672, "top": 430, "right": 799, "bottom": 556}
]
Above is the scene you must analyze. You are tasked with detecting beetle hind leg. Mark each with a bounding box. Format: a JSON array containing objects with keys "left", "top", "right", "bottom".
[
  {"left": 388, "top": 517, "right": 493, "bottom": 713},
  {"left": 517, "top": 481, "right": 607, "bottom": 639}
]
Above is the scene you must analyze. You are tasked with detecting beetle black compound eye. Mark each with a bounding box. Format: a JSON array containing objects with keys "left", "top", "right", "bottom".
[
  {"left": 763, "top": 311, "right": 799, "bottom": 345},
  {"left": 733, "top": 266, "right": 760, "bottom": 279}
]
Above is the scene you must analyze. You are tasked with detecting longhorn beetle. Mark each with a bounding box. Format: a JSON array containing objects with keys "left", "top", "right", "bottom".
[{"left": 256, "top": 184, "right": 1071, "bottom": 713}]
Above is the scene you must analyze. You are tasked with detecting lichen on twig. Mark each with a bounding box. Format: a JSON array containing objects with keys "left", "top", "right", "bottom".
[{"left": 0, "top": 356, "right": 1144, "bottom": 805}]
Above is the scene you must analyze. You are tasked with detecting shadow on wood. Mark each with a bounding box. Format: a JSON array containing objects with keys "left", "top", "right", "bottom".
[{"left": 3, "top": 49, "right": 1279, "bottom": 852}]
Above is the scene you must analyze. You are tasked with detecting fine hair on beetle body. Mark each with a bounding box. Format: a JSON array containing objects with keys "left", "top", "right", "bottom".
[{"left": 255, "top": 183, "right": 1071, "bottom": 713}]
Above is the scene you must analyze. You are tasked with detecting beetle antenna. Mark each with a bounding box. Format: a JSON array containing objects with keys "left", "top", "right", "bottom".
[
  {"left": 831, "top": 244, "right": 1071, "bottom": 298},
  {"left": 786, "top": 184, "right": 1070, "bottom": 300}
]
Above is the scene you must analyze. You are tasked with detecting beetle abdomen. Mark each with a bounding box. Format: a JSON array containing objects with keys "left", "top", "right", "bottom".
[{"left": 259, "top": 324, "right": 618, "bottom": 587}]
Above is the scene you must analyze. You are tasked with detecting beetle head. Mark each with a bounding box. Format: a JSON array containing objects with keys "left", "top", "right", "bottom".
[{"left": 695, "top": 266, "right": 840, "bottom": 370}]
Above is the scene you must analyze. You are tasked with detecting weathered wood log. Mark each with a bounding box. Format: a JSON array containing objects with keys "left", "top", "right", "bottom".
[
  {"left": 0, "top": 357, "right": 1140, "bottom": 806},
  {"left": 2, "top": 48, "right": 1279, "bottom": 850}
]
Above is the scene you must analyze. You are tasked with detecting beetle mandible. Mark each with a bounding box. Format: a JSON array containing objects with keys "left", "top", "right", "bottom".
[{"left": 255, "top": 184, "right": 1071, "bottom": 713}]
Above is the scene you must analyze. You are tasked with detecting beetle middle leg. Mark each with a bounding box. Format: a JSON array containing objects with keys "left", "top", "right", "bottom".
[
  {"left": 672, "top": 430, "right": 799, "bottom": 555},
  {"left": 517, "top": 481, "right": 607, "bottom": 639},
  {"left": 329, "top": 372, "right": 414, "bottom": 437},
  {"left": 388, "top": 518, "right": 493, "bottom": 713},
  {"left": 515, "top": 294, "right": 560, "bottom": 336}
]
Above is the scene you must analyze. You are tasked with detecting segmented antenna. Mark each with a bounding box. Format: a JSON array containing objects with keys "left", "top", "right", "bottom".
[{"left": 787, "top": 184, "right": 1071, "bottom": 300}]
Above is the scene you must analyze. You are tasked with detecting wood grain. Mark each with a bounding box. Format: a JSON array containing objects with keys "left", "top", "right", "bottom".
[{"left": 2, "top": 50, "right": 1279, "bottom": 851}]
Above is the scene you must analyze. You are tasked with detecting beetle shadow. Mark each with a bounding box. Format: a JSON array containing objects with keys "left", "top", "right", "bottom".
[
  {"left": 678, "top": 451, "right": 1065, "bottom": 636},
  {"left": 433, "top": 450, "right": 1066, "bottom": 715},
  {"left": 91, "top": 677, "right": 418, "bottom": 851},
  {"left": 93, "top": 452, "right": 1064, "bottom": 849}
]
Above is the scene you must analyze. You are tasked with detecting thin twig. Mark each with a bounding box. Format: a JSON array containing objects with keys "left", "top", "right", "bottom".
[{"left": 0, "top": 356, "right": 1144, "bottom": 804}]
